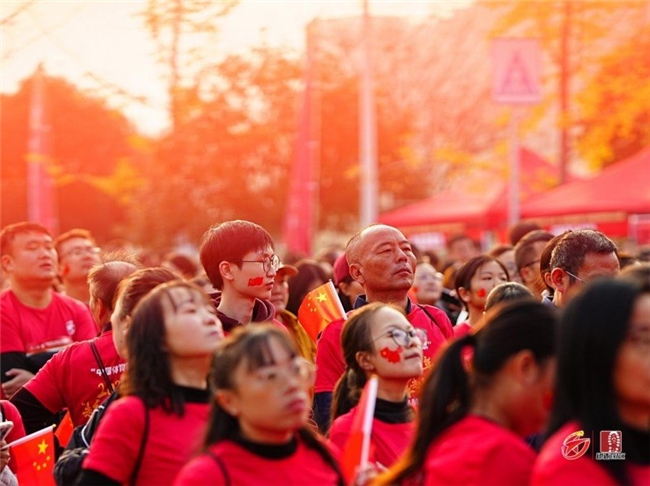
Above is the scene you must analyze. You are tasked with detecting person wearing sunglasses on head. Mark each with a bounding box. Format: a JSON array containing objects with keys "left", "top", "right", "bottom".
[
  {"left": 199, "top": 220, "right": 285, "bottom": 335},
  {"left": 329, "top": 303, "right": 423, "bottom": 475},
  {"left": 175, "top": 325, "right": 344, "bottom": 486}
]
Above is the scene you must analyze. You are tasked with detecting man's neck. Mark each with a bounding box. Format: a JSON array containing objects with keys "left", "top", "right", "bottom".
[
  {"left": 365, "top": 290, "right": 409, "bottom": 309},
  {"left": 218, "top": 290, "right": 257, "bottom": 324},
  {"left": 62, "top": 279, "right": 90, "bottom": 304},
  {"left": 10, "top": 280, "right": 53, "bottom": 309}
]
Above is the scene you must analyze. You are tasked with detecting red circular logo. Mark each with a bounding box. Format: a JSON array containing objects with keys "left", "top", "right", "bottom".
[{"left": 561, "top": 430, "right": 591, "bottom": 460}]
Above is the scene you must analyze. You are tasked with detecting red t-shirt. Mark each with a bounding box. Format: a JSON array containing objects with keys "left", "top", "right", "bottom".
[
  {"left": 174, "top": 436, "right": 341, "bottom": 486},
  {"left": 83, "top": 394, "right": 209, "bottom": 485},
  {"left": 0, "top": 289, "right": 96, "bottom": 354},
  {"left": 532, "top": 421, "right": 650, "bottom": 486},
  {"left": 453, "top": 321, "right": 471, "bottom": 338},
  {"left": 420, "top": 415, "right": 536, "bottom": 485},
  {"left": 315, "top": 301, "right": 453, "bottom": 398},
  {"left": 24, "top": 329, "right": 125, "bottom": 426},
  {"left": 1, "top": 399, "right": 26, "bottom": 472},
  {"left": 329, "top": 407, "right": 414, "bottom": 469}
]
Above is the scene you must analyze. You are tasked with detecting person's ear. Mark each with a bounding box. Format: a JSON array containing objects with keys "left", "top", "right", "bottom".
[
  {"left": 216, "top": 389, "right": 240, "bottom": 417},
  {"left": 550, "top": 268, "right": 568, "bottom": 293},
  {"left": 457, "top": 286, "right": 471, "bottom": 304},
  {"left": 219, "top": 261, "right": 234, "bottom": 283},
  {"left": 355, "top": 351, "right": 375, "bottom": 372},
  {"left": 508, "top": 349, "right": 537, "bottom": 385},
  {"left": 1, "top": 255, "right": 13, "bottom": 273},
  {"left": 349, "top": 263, "right": 365, "bottom": 286},
  {"left": 60, "top": 263, "right": 70, "bottom": 277}
]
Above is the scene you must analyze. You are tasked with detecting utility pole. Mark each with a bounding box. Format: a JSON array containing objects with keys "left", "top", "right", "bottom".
[{"left": 359, "top": 0, "right": 378, "bottom": 227}]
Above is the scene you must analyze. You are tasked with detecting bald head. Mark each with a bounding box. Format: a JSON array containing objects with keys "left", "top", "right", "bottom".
[{"left": 88, "top": 259, "right": 141, "bottom": 313}]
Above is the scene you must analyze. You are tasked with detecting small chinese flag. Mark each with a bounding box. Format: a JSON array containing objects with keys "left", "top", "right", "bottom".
[
  {"left": 297, "top": 281, "right": 347, "bottom": 341},
  {"left": 10, "top": 426, "right": 56, "bottom": 486},
  {"left": 54, "top": 411, "right": 74, "bottom": 448},
  {"left": 341, "top": 375, "right": 378, "bottom": 482}
]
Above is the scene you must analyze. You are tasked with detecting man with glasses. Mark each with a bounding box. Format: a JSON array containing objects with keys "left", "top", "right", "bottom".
[
  {"left": 199, "top": 220, "right": 282, "bottom": 334},
  {"left": 314, "top": 224, "right": 454, "bottom": 433},
  {"left": 55, "top": 229, "right": 101, "bottom": 305},
  {"left": 0, "top": 223, "right": 96, "bottom": 398},
  {"left": 514, "top": 229, "right": 554, "bottom": 299},
  {"left": 549, "top": 229, "right": 620, "bottom": 308}
]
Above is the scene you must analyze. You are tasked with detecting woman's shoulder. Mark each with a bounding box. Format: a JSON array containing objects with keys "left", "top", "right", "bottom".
[
  {"left": 175, "top": 449, "right": 227, "bottom": 486},
  {"left": 532, "top": 421, "right": 615, "bottom": 486}
]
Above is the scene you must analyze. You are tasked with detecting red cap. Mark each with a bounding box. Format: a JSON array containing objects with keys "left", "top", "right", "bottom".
[{"left": 333, "top": 253, "right": 350, "bottom": 286}]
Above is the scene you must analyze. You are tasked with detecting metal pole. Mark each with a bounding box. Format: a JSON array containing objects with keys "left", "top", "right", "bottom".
[
  {"left": 359, "top": 0, "right": 378, "bottom": 227},
  {"left": 508, "top": 107, "right": 520, "bottom": 227}
]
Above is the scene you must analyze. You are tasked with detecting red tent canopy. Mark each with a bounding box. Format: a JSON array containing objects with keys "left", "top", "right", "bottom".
[
  {"left": 379, "top": 147, "right": 567, "bottom": 234},
  {"left": 521, "top": 146, "right": 650, "bottom": 218}
]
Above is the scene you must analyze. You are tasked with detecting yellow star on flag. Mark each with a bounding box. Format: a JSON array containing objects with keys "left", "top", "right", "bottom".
[
  {"left": 316, "top": 292, "right": 327, "bottom": 303},
  {"left": 37, "top": 440, "right": 48, "bottom": 454}
]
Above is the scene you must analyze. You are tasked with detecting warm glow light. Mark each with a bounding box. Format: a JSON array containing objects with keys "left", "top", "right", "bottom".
[{"left": 0, "top": 1, "right": 468, "bottom": 136}]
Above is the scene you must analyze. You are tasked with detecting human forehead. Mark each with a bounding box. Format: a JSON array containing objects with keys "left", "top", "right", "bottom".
[
  {"left": 13, "top": 231, "right": 52, "bottom": 247},
  {"left": 415, "top": 263, "right": 437, "bottom": 277},
  {"left": 165, "top": 286, "right": 208, "bottom": 308},
  {"left": 630, "top": 293, "right": 650, "bottom": 332},
  {"left": 59, "top": 236, "right": 93, "bottom": 251},
  {"left": 579, "top": 252, "right": 620, "bottom": 277},
  {"left": 241, "top": 246, "right": 274, "bottom": 259},
  {"left": 370, "top": 306, "right": 412, "bottom": 335},
  {"left": 476, "top": 260, "right": 506, "bottom": 275},
  {"left": 359, "top": 226, "right": 410, "bottom": 250}
]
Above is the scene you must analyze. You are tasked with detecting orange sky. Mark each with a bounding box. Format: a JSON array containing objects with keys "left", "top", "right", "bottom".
[{"left": 1, "top": 0, "right": 469, "bottom": 135}]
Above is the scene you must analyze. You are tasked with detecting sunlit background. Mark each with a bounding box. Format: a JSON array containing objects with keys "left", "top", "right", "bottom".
[{"left": 1, "top": 0, "right": 649, "bottom": 257}]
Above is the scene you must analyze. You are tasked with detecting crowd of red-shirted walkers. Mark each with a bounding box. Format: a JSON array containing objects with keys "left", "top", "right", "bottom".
[{"left": 1, "top": 220, "right": 648, "bottom": 486}]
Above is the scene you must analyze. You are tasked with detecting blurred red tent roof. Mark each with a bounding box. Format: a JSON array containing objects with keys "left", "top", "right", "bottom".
[
  {"left": 521, "top": 146, "right": 650, "bottom": 218},
  {"left": 379, "top": 147, "right": 570, "bottom": 232}
]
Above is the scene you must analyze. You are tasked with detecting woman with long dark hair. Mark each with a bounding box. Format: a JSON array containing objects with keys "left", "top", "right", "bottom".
[
  {"left": 174, "top": 325, "right": 344, "bottom": 485},
  {"left": 532, "top": 278, "right": 650, "bottom": 485},
  {"left": 453, "top": 255, "right": 509, "bottom": 336},
  {"left": 329, "top": 303, "right": 422, "bottom": 470},
  {"left": 378, "top": 300, "right": 558, "bottom": 485},
  {"left": 76, "top": 281, "right": 224, "bottom": 485}
]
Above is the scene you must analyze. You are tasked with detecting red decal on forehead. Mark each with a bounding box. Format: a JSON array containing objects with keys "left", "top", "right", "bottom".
[
  {"left": 248, "top": 277, "right": 264, "bottom": 287},
  {"left": 380, "top": 346, "right": 403, "bottom": 363},
  {"left": 476, "top": 288, "right": 486, "bottom": 298}
]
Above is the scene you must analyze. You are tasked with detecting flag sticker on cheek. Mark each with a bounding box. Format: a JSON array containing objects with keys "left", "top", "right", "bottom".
[
  {"left": 380, "top": 346, "right": 403, "bottom": 363},
  {"left": 248, "top": 277, "right": 264, "bottom": 287},
  {"left": 476, "top": 288, "right": 486, "bottom": 298}
]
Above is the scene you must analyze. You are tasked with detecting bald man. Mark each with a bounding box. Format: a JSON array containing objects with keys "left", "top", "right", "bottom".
[{"left": 313, "top": 224, "right": 453, "bottom": 432}]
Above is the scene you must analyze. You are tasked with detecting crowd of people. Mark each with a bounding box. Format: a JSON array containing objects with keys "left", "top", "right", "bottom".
[{"left": 0, "top": 219, "right": 648, "bottom": 485}]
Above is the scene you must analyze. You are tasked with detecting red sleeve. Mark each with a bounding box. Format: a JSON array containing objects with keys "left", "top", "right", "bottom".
[
  {"left": 82, "top": 397, "right": 145, "bottom": 483},
  {"left": 174, "top": 454, "right": 226, "bottom": 486},
  {"left": 71, "top": 305, "right": 97, "bottom": 342},
  {"left": 23, "top": 348, "right": 65, "bottom": 413},
  {"left": 0, "top": 293, "right": 25, "bottom": 353},
  {"left": 314, "top": 319, "right": 345, "bottom": 393}
]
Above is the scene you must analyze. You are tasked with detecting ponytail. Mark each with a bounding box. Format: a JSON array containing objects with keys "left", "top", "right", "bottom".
[
  {"left": 331, "top": 366, "right": 368, "bottom": 421},
  {"left": 378, "top": 333, "right": 475, "bottom": 484}
]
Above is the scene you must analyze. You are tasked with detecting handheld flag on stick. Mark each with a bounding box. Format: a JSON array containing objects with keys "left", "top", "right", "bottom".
[
  {"left": 9, "top": 425, "right": 56, "bottom": 486},
  {"left": 54, "top": 411, "right": 74, "bottom": 448},
  {"left": 297, "top": 280, "right": 347, "bottom": 341},
  {"left": 341, "top": 375, "right": 379, "bottom": 482}
]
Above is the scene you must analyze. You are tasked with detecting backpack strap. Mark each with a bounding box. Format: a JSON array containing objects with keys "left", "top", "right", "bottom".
[
  {"left": 89, "top": 340, "right": 114, "bottom": 393},
  {"left": 207, "top": 450, "right": 231, "bottom": 486},
  {"left": 417, "top": 304, "right": 453, "bottom": 339},
  {"left": 129, "top": 399, "right": 149, "bottom": 486}
]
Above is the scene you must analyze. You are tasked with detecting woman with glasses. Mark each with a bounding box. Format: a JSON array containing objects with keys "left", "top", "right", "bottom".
[
  {"left": 453, "top": 255, "right": 509, "bottom": 337},
  {"left": 329, "top": 303, "right": 423, "bottom": 471},
  {"left": 377, "top": 300, "right": 558, "bottom": 485},
  {"left": 532, "top": 277, "right": 650, "bottom": 485},
  {"left": 174, "top": 324, "right": 344, "bottom": 486},
  {"left": 77, "top": 281, "right": 224, "bottom": 485}
]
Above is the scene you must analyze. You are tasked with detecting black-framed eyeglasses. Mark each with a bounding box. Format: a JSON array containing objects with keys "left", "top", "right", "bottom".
[
  {"left": 565, "top": 270, "right": 585, "bottom": 284},
  {"left": 374, "top": 328, "right": 426, "bottom": 348},
  {"left": 235, "top": 255, "right": 280, "bottom": 273}
]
